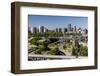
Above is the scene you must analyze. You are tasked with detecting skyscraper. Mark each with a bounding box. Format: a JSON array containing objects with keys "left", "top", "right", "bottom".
[
  {"left": 83, "top": 28, "right": 88, "bottom": 34},
  {"left": 78, "top": 28, "right": 82, "bottom": 34},
  {"left": 30, "top": 26, "right": 33, "bottom": 33},
  {"left": 28, "top": 26, "right": 31, "bottom": 33},
  {"left": 39, "top": 26, "right": 45, "bottom": 33},
  {"left": 73, "top": 26, "right": 77, "bottom": 32},
  {"left": 64, "top": 28, "right": 67, "bottom": 32},
  {"left": 44, "top": 28, "right": 48, "bottom": 32},
  {"left": 33, "top": 27, "right": 37, "bottom": 34},
  {"left": 59, "top": 28, "right": 62, "bottom": 32},
  {"left": 68, "top": 24, "right": 72, "bottom": 32},
  {"left": 55, "top": 28, "right": 59, "bottom": 32}
]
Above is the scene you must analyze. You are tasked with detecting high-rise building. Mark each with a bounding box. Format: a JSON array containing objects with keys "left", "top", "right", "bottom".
[
  {"left": 73, "top": 26, "right": 77, "bottom": 32},
  {"left": 39, "top": 26, "right": 45, "bottom": 33},
  {"left": 64, "top": 28, "right": 67, "bottom": 32},
  {"left": 41, "top": 26, "right": 45, "bottom": 32},
  {"left": 30, "top": 27, "right": 33, "bottom": 33},
  {"left": 37, "top": 28, "right": 39, "bottom": 32},
  {"left": 68, "top": 24, "right": 72, "bottom": 32},
  {"left": 71, "top": 28, "right": 74, "bottom": 32},
  {"left": 39, "top": 25, "right": 41, "bottom": 32},
  {"left": 59, "top": 28, "right": 62, "bottom": 32},
  {"left": 33, "top": 27, "right": 37, "bottom": 34},
  {"left": 55, "top": 28, "right": 59, "bottom": 32},
  {"left": 83, "top": 28, "right": 88, "bottom": 34},
  {"left": 44, "top": 28, "right": 49, "bottom": 32},
  {"left": 78, "top": 28, "right": 82, "bottom": 34},
  {"left": 28, "top": 26, "right": 31, "bottom": 33}
]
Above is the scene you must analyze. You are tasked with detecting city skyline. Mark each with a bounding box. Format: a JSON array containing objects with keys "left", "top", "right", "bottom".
[
  {"left": 28, "top": 24, "right": 88, "bottom": 35},
  {"left": 28, "top": 15, "right": 88, "bottom": 30}
]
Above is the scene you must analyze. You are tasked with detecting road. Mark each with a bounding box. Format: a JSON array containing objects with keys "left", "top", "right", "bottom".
[{"left": 28, "top": 54, "right": 88, "bottom": 61}]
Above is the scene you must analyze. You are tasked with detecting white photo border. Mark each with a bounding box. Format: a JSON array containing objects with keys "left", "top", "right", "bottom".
[{"left": 20, "top": 6, "right": 95, "bottom": 70}]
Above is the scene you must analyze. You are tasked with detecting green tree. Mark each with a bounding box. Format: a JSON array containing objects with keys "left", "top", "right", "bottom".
[
  {"left": 50, "top": 48, "right": 58, "bottom": 55},
  {"left": 30, "top": 37, "right": 41, "bottom": 45},
  {"left": 50, "top": 47, "right": 65, "bottom": 55},
  {"left": 63, "top": 44, "right": 67, "bottom": 50},
  {"left": 72, "top": 39, "right": 80, "bottom": 58},
  {"left": 28, "top": 32, "right": 33, "bottom": 38},
  {"left": 34, "top": 49, "right": 42, "bottom": 54},
  {"left": 49, "top": 38, "right": 59, "bottom": 43},
  {"left": 80, "top": 46, "right": 88, "bottom": 56},
  {"left": 72, "top": 43, "right": 88, "bottom": 57},
  {"left": 72, "top": 46, "right": 79, "bottom": 58}
]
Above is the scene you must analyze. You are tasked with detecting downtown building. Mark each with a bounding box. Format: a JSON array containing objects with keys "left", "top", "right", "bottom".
[
  {"left": 28, "top": 24, "right": 87, "bottom": 35},
  {"left": 67, "top": 24, "right": 77, "bottom": 33},
  {"left": 39, "top": 26, "right": 45, "bottom": 33},
  {"left": 29, "top": 25, "right": 46, "bottom": 34}
]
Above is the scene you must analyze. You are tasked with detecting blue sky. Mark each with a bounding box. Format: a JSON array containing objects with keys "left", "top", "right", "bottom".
[{"left": 28, "top": 15, "right": 88, "bottom": 30}]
